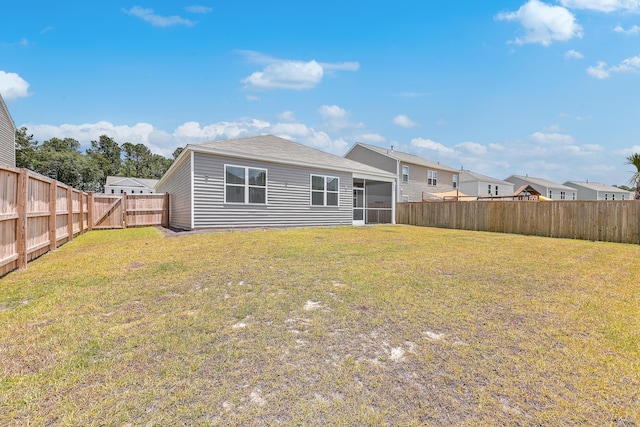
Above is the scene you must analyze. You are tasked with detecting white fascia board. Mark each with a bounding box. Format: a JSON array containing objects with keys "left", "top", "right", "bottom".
[{"left": 353, "top": 171, "right": 396, "bottom": 183}]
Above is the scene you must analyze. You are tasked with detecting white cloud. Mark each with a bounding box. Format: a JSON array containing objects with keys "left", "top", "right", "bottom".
[
  {"left": 565, "top": 49, "right": 584, "bottom": 59},
  {"left": 614, "top": 24, "right": 640, "bottom": 34},
  {"left": 0, "top": 38, "right": 29, "bottom": 47},
  {"left": 243, "top": 60, "right": 324, "bottom": 90},
  {"left": 489, "top": 143, "right": 505, "bottom": 151},
  {"left": 495, "top": 0, "right": 583, "bottom": 46},
  {"left": 587, "top": 55, "right": 640, "bottom": 79},
  {"left": 559, "top": 0, "right": 640, "bottom": 12},
  {"left": 239, "top": 51, "right": 358, "bottom": 90},
  {"left": 318, "top": 104, "right": 362, "bottom": 131},
  {"left": 530, "top": 132, "right": 575, "bottom": 144},
  {"left": 587, "top": 61, "right": 610, "bottom": 78},
  {"left": 356, "top": 133, "right": 386, "bottom": 143},
  {"left": 393, "top": 114, "right": 418, "bottom": 128},
  {"left": 456, "top": 141, "right": 487, "bottom": 155},
  {"left": 245, "top": 95, "right": 259, "bottom": 101},
  {"left": 185, "top": 5, "right": 213, "bottom": 14},
  {"left": 21, "top": 115, "right": 356, "bottom": 159},
  {"left": 123, "top": 6, "right": 195, "bottom": 27},
  {"left": 0, "top": 71, "right": 31, "bottom": 100},
  {"left": 41, "top": 26, "right": 54, "bottom": 34},
  {"left": 278, "top": 110, "right": 296, "bottom": 121},
  {"left": 410, "top": 138, "right": 456, "bottom": 157}
]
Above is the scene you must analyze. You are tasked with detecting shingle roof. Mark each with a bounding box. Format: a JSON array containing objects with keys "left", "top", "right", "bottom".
[
  {"left": 192, "top": 135, "right": 395, "bottom": 177},
  {"left": 564, "top": 181, "right": 631, "bottom": 193},
  {"left": 105, "top": 176, "right": 159, "bottom": 189},
  {"left": 353, "top": 143, "right": 459, "bottom": 173},
  {"left": 460, "top": 170, "right": 513, "bottom": 185},
  {"left": 506, "top": 175, "right": 576, "bottom": 191}
]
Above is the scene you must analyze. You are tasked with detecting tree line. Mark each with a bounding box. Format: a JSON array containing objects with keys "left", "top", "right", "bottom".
[{"left": 15, "top": 127, "right": 184, "bottom": 192}]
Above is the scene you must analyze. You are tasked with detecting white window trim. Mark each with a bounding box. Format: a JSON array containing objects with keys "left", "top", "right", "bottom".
[
  {"left": 427, "top": 170, "right": 437, "bottom": 186},
  {"left": 402, "top": 165, "right": 409, "bottom": 183},
  {"left": 452, "top": 174, "right": 458, "bottom": 189},
  {"left": 224, "top": 164, "right": 268, "bottom": 205},
  {"left": 310, "top": 174, "right": 340, "bottom": 207}
]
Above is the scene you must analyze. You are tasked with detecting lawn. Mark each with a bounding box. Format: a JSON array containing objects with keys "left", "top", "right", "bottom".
[{"left": 0, "top": 225, "right": 638, "bottom": 426}]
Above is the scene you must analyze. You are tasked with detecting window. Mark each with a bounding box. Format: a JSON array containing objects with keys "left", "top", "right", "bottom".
[
  {"left": 488, "top": 184, "right": 492, "bottom": 195},
  {"left": 225, "top": 165, "right": 267, "bottom": 204},
  {"left": 495, "top": 186, "right": 499, "bottom": 196},
  {"left": 605, "top": 193, "right": 608, "bottom": 200},
  {"left": 549, "top": 190, "right": 553, "bottom": 199},
  {"left": 560, "top": 191, "right": 566, "bottom": 200},
  {"left": 452, "top": 174, "right": 458, "bottom": 189},
  {"left": 311, "top": 175, "right": 339, "bottom": 206},
  {"left": 427, "top": 170, "right": 437, "bottom": 186},
  {"left": 613, "top": 194, "right": 615, "bottom": 200},
  {"left": 622, "top": 194, "right": 625, "bottom": 200},
  {"left": 402, "top": 165, "right": 409, "bottom": 182}
]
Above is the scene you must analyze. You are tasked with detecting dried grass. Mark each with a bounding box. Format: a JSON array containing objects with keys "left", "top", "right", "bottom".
[{"left": 1, "top": 225, "right": 638, "bottom": 425}]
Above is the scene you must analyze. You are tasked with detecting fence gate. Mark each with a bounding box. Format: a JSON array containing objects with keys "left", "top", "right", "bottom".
[{"left": 92, "top": 194, "right": 125, "bottom": 229}]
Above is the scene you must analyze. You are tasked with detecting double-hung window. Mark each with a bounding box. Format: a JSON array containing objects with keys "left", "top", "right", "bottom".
[
  {"left": 311, "top": 175, "right": 339, "bottom": 206},
  {"left": 402, "top": 166, "right": 409, "bottom": 182},
  {"left": 488, "top": 184, "right": 492, "bottom": 195},
  {"left": 452, "top": 174, "right": 458, "bottom": 189},
  {"left": 427, "top": 170, "right": 437, "bottom": 186},
  {"left": 225, "top": 165, "right": 267, "bottom": 204}
]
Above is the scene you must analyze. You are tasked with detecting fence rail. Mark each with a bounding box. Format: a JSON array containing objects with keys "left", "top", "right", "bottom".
[
  {"left": 1, "top": 165, "right": 168, "bottom": 276},
  {"left": 396, "top": 200, "right": 640, "bottom": 244}
]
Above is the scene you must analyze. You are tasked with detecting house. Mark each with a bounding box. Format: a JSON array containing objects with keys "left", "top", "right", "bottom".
[
  {"left": 0, "top": 93, "right": 16, "bottom": 167},
  {"left": 155, "top": 135, "right": 397, "bottom": 230},
  {"left": 563, "top": 181, "right": 634, "bottom": 201},
  {"left": 459, "top": 169, "right": 514, "bottom": 198},
  {"left": 344, "top": 143, "right": 459, "bottom": 202},
  {"left": 105, "top": 176, "right": 159, "bottom": 194},
  {"left": 511, "top": 184, "right": 543, "bottom": 200},
  {"left": 505, "top": 175, "right": 577, "bottom": 201}
]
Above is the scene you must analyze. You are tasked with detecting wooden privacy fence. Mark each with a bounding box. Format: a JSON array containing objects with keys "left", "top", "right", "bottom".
[
  {"left": 396, "top": 200, "right": 640, "bottom": 244},
  {"left": 1, "top": 165, "right": 169, "bottom": 276}
]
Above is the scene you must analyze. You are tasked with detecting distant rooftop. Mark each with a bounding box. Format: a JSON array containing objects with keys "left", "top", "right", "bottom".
[
  {"left": 506, "top": 175, "right": 576, "bottom": 191},
  {"left": 460, "top": 170, "right": 512, "bottom": 185},
  {"left": 352, "top": 142, "right": 459, "bottom": 173},
  {"left": 564, "top": 181, "right": 631, "bottom": 193}
]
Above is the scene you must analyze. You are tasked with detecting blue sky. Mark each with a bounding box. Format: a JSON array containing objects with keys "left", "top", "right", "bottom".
[{"left": 2, "top": 1, "right": 640, "bottom": 185}]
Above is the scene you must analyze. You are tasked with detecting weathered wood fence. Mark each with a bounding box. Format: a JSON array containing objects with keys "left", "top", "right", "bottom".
[
  {"left": 1, "top": 165, "right": 169, "bottom": 276},
  {"left": 396, "top": 200, "right": 640, "bottom": 244}
]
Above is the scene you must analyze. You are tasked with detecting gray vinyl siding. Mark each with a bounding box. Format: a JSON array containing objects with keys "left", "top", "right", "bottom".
[
  {"left": 193, "top": 152, "right": 353, "bottom": 228},
  {"left": 0, "top": 101, "right": 16, "bottom": 167},
  {"left": 398, "top": 162, "right": 457, "bottom": 201},
  {"left": 156, "top": 153, "right": 192, "bottom": 229},
  {"left": 345, "top": 145, "right": 397, "bottom": 174}
]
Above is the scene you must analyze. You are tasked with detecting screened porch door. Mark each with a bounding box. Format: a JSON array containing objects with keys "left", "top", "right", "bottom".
[{"left": 353, "top": 187, "right": 365, "bottom": 225}]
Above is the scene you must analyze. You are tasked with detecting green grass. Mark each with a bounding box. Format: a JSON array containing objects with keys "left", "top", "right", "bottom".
[{"left": 1, "top": 225, "right": 639, "bottom": 426}]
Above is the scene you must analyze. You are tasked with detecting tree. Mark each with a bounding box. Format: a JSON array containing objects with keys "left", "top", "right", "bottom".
[
  {"left": 15, "top": 127, "right": 40, "bottom": 170},
  {"left": 37, "top": 137, "right": 103, "bottom": 189},
  {"left": 172, "top": 146, "right": 184, "bottom": 160},
  {"left": 626, "top": 153, "right": 640, "bottom": 200},
  {"left": 86, "top": 135, "right": 121, "bottom": 182}
]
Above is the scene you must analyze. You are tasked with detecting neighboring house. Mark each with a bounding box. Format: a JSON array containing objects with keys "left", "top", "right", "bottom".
[
  {"left": 104, "top": 176, "right": 159, "bottom": 194},
  {"left": 344, "top": 142, "right": 459, "bottom": 202},
  {"left": 564, "top": 181, "right": 634, "bottom": 201},
  {"left": 155, "top": 135, "right": 397, "bottom": 230},
  {"left": 505, "top": 175, "right": 577, "bottom": 201},
  {"left": 0, "top": 93, "right": 16, "bottom": 167},
  {"left": 459, "top": 169, "right": 514, "bottom": 198}
]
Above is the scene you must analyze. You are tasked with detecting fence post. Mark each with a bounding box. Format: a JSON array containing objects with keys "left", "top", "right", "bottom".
[
  {"left": 79, "top": 191, "right": 84, "bottom": 235},
  {"left": 163, "top": 193, "right": 170, "bottom": 227},
  {"left": 87, "top": 192, "right": 93, "bottom": 231},
  {"left": 67, "top": 186, "right": 74, "bottom": 241},
  {"left": 16, "top": 168, "right": 28, "bottom": 270},
  {"left": 123, "top": 193, "right": 128, "bottom": 228},
  {"left": 49, "top": 180, "right": 57, "bottom": 251}
]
